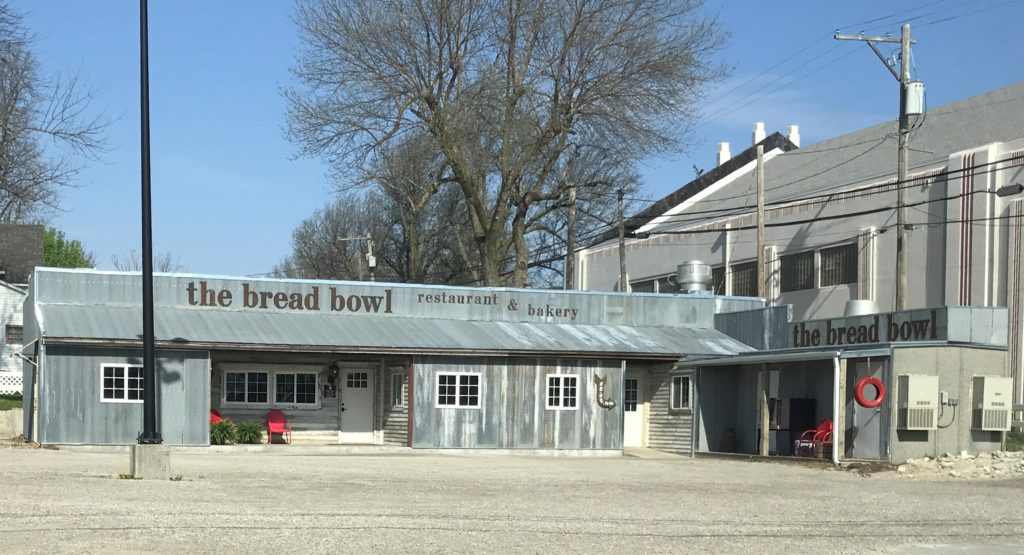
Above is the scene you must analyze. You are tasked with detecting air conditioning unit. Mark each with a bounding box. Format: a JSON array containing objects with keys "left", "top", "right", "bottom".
[
  {"left": 897, "top": 374, "right": 938, "bottom": 430},
  {"left": 972, "top": 376, "right": 1013, "bottom": 431}
]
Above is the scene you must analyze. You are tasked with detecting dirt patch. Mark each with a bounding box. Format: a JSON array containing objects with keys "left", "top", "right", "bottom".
[
  {"left": 896, "top": 450, "right": 1024, "bottom": 479},
  {"left": 835, "top": 460, "right": 896, "bottom": 477}
]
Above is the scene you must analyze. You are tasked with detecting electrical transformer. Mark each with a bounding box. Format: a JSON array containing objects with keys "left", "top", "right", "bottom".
[
  {"left": 972, "top": 376, "right": 1013, "bottom": 431},
  {"left": 897, "top": 374, "right": 938, "bottom": 431}
]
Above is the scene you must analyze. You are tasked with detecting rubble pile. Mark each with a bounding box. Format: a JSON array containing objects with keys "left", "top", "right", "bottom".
[{"left": 898, "top": 450, "right": 1024, "bottom": 479}]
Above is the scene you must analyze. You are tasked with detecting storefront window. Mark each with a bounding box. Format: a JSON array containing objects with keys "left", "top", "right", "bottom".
[{"left": 276, "top": 373, "right": 317, "bottom": 405}]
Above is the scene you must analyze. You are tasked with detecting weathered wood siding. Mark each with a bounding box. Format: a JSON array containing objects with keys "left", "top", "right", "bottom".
[
  {"left": 382, "top": 366, "right": 409, "bottom": 445},
  {"left": 645, "top": 363, "right": 694, "bottom": 455},
  {"left": 39, "top": 347, "right": 209, "bottom": 445},
  {"left": 211, "top": 363, "right": 339, "bottom": 437},
  {"left": 412, "top": 356, "right": 623, "bottom": 449}
]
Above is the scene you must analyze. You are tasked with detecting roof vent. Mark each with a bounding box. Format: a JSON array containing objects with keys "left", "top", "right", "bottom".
[
  {"left": 753, "top": 122, "right": 766, "bottom": 145},
  {"left": 677, "top": 260, "right": 711, "bottom": 294},
  {"left": 787, "top": 124, "right": 800, "bottom": 147},
  {"left": 716, "top": 142, "right": 730, "bottom": 167}
]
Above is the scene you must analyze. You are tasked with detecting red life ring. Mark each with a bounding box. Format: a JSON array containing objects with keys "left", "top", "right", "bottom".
[{"left": 855, "top": 376, "right": 886, "bottom": 408}]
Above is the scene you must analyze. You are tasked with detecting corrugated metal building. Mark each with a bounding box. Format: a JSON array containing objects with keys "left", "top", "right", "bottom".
[{"left": 20, "top": 268, "right": 761, "bottom": 450}]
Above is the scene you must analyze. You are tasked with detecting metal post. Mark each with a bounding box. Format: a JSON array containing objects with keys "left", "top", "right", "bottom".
[
  {"left": 895, "top": 23, "right": 911, "bottom": 311},
  {"left": 617, "top": 188, "right": 626, "bottom": 292},
  {"left": 565, "top": 185, "right": 577, "bottom": 290},
  {"left": 138, "top": 0, "right": 160, "bottom": 445},
  {"left": 756, "top": 145, "right": 766, "bottom": 301}
]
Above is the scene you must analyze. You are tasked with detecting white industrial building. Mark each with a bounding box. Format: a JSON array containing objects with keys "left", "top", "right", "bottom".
[{"left": 574, "top": 82, "right": 1024, "bottom": 411}]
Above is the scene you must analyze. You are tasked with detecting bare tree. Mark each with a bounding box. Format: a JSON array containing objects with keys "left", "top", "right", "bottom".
[
  {"left": 111, "top": 249, "right": 187, "bottom": 273},
  {"left": 274, "top": 188, "right": 476, "bottom": 284},
  {"left": 288, "top": 0, "right": 725, "bottom": 286},
  {"left": 0, "top": 3, "right": 108, "bottom": 222},
  {"left": 362, "top": 133, "right": 478, "bottom": 283}
]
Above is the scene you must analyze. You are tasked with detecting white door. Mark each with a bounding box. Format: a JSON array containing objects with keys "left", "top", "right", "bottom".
[
  {"left": 340, "top": 370, "right": 374, "bottom": 444},
  {"left": 624, "top": 372, "right": 644, "bottom": 447}
]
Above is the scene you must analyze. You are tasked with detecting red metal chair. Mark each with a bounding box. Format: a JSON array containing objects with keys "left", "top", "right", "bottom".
[
  {"left": 266, "top": 409, "right": 292, "bottom": 444},
  {"left": 210, "top": 409, "right": 223, "bottom": 424},
  {"left": 795, "top": 418, "right": 832, "bottom": 457}
]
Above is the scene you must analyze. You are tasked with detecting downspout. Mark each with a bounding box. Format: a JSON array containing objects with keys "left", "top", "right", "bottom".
[{"left": 832, "top": 353, "right": 842, "bottom": 466}]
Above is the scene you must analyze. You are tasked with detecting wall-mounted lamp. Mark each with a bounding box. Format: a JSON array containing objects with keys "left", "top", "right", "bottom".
[{"left": 328, "top": 363, "right": 340, "bottom": 387}]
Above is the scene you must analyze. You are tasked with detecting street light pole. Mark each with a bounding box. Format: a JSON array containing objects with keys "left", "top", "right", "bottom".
[{"left": 138, "top": 0, "right": 160, "bottom": 445}]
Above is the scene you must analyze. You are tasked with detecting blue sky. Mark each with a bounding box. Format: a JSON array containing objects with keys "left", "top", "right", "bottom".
[{"left": 12, "top": 0, "right": 1023, "bottom": 276}]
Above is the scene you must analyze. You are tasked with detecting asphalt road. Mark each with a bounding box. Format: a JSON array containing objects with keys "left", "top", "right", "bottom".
[{"left": 0, "top": 448, "right": 1022, "bottom": 554}]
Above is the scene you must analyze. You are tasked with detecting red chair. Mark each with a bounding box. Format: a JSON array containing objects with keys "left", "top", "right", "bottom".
[
  {"left": 795, "top": 419, "right": 832, "bottom": 457},
  {"left": 266, "top": 409, "right": 292, "bottom": 444},
  {"left": 210, "top": 409, "right": 223, "bottom": 424}
]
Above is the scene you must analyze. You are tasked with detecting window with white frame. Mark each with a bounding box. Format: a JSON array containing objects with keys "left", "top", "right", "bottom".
[
  {"left": 275, "top": 372, "right": 317, "bottom": 405},
  {"left": 225, "top": 371, "right": 269, "bottom": 404},
  {"left": 222, "top": 366, "right": 319, "bottom": 407},
  {"left": 670, "top": 375, "right": 692, "bottom": 411},
  {"left": 390, "top": 371, "right": 406, "bottom": 407},
  {"left": 436, "top": 372, "right": 480, "bottom": 408},
  {"left": 101, "top": 364, "right": 144, "bottom": 403},
  {"left": 546, "top": 374, "right": 578, "bottom": 410},
  {"left": 819, "top": 243, "right": 858, "bottom": 287}
]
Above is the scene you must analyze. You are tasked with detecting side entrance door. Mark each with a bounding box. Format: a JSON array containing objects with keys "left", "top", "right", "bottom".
[
  {"left": 623, "top": 371, "right": 645, "bottom": 447},
  {"left": 340, "top": 370, "right": 374, "bottom": 444},
  {"left": 846, "top": 358, "right": 887, "bottom": 459}
]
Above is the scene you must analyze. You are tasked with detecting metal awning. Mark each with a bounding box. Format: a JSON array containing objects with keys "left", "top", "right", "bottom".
[
  {"left": 36, "top": 303, "right": 756, "bottom": 359},
  {"left": 678, "top": 347, "right": 892, "bottom": 367}
]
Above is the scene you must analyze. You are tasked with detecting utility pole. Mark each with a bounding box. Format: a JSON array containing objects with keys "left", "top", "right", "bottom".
[
  {"left": 756, "top": 145, "right": 766, "bottom": 300},
  {"left": 565, "top": 185, "right": 577, "bottom": 290},
  {"left": 617, "top": 188, "right": 626, "bottom": 292},
  {"left": 338, "top": 235, "right": 375, "bottom": 281},
  {"left": 365, "top": 234, "right": 376, "bottom": 282},
  {"left": 836, "top": 24, "right": 915, "bottom": 311}
]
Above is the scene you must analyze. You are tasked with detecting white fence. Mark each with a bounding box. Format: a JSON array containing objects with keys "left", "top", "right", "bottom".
[{"left": 0, "top": 372, "right": 22, "bottom": 395}]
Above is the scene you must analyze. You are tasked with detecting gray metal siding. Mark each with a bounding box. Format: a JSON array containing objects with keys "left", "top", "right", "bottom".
[
  {"left": 39, "top": 347, "right": 209, "bottom": 445},
  {"left": 715, "top": 306, "right": 793, "bottom": 350},
  {"left": 412, "top": 356, "right": 623, "bottom": 449},
  {"left": 645, "top": 364, "right": 694, "bottom": 455}
]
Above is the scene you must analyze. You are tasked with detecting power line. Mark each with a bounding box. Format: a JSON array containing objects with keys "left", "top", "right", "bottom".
[{"left": 625, "top": 154, "right": 1020, "bottom": 229}]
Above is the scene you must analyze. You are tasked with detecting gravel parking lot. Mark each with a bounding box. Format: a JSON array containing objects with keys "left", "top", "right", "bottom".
[{"left": 0, "top": 447, "right": 1022, "bottom": 554}]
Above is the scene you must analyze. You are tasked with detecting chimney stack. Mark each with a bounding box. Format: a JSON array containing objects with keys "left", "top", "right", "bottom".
[
  {"left": 752, "top": 122, "right": 766, "bottom": 146},
  {"left": 716, "top": 142, "right": 731, "bottom": 167},
  {"left": 787, "top": 124, "right": 800, "bottom": 147}
]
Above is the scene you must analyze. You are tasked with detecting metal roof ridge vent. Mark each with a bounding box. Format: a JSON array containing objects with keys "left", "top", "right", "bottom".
[
  {"left": 787, "top": 124, "right": 800, "bottom": 147},
  {"left": 752, "top": 121, "right": 766, "bottom": 146},
  {"left": 716, "top": 142, "right": 730, "bottom": 167}
]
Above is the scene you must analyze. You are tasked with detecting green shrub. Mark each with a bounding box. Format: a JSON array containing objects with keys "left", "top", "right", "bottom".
[
  {"left": 1008, "top": 430, "right": 1024, "bottom": 452},
  {"left": 209, "top": 420, "right": 236, "bottom": 445},
  {"left": 235, "top": 422, "right": 264, "bottom": 444},
  {"left": 0, "top": 394, "right": 22, "bottom": 411}
]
